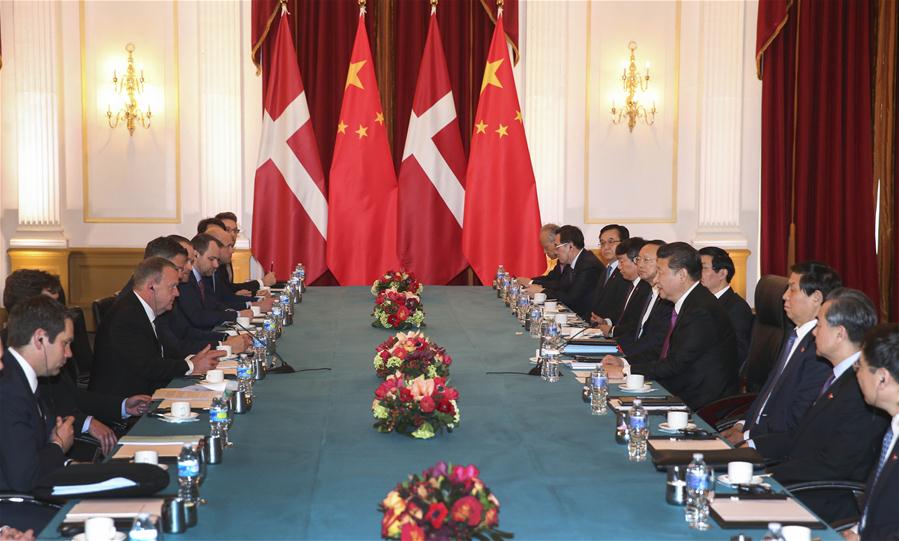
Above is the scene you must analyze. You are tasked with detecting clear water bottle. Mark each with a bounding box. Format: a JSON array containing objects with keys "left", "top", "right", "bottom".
[
  {"left": 528, "top": 305, "right": 543, "bottom": 337},
  {"left": 590, "top": 364, "right": 609, "bottom": 415},
  {"left": 627, "top": 399, "right": 648, "bottom": 461},
  {"left": 128, "top": 513, "right": 158, "bottom": 540},
  {"left": 494, "top": 264, "right": 505, "bottom": 289},
  {"left": 501, "top": 275, "right": 512, "bottom": 303},
  {"left": 685, "top": 453, "right": 712, "bottom": 529},
  {"left": 209, "top": 396, "right": 226, "bottom": 437},
  {"left": 221, "top": 393, "right": 233, "bottom": 447},
  {"left": 177, "top": 443, "right": 200, "bottom": 506},
  {"left": 237, "top": 354, "right": 254, "bottom": 397},
  {"left": 516, "top": 293, "right": 529, "bottom": 323},
  {"left": 762, "top": 522, "right": 784, "bottom": 540},
  {"left": 541, "top": 322, "right": 562, "bottom": 382}
]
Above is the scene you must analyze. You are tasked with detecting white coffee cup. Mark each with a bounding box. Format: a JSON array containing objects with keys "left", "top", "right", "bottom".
[
  {"left": 554, "top": 314, "right": 568, "bottom": 326},
  {"left": 625, "top": 374, "right": 645, "bottom": 390},
  {"left": 251, "top": 306, "right": 262, "bottom": 317},
  {"left": 727, "top": 461, "right": 755, "bottom": 485},
  {"left": 84, "top": 516, "right": 117, "bottom": 541},
  {"left": 170, "top": 401, "right": 191, "bottom": 418},
  {"left": 205, "top": 369, "right": 225, "bottom": 384},
  {"left": 134, "top": 450, "right": 159, "bottom": 465},
  {"left": 216, "top": 344, "right": 232, "bottom": 357},
  {"left": 781, "top": 525, "right": 811, "bottom": 541},
  {"left": 533, "top": 292, "right": 547, "bottom": 304},
  {"left": 667, "top": 411, "right": 689, "bottom": 430},
  {"left": 544, "top": 301, "right": 558, "bottom": 312},
  {"left": 236, "top": 316, "right": 251, "bottom": 328}
]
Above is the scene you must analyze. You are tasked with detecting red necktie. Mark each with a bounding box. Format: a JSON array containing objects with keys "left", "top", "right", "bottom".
[
  {"left": 659, "top": 309, "right": 679, "bottom": 360},
  {"left": 198, "top": 277, "right": 206, "bottom": 302}
]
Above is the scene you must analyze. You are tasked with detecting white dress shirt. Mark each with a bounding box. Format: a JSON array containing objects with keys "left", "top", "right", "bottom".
[{"left": 134, "top": 291, "right": 194, "bottom": 374}]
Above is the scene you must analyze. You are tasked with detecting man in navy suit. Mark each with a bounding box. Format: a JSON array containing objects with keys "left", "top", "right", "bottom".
[
  {"left": 753, "top": 288, "right": 888, "bottom": 523},
  {"left": 722, "top": 261, "right": 840, "bottom": 446},
  {"left": 177, "top": 234, "right": 253, "bottom": 330},
  {"left": 847, "top": 324, "right": 899, "bottom": 541},
  {"left": 213, "top": 212, "right": 277, "bottom": 294},
  {"left": 0, "top": 296, "right": 75, "bottom": 493},
  {"left": 203, "top": 228, "right": 274, "bottom": 313},
  {"left": 699, "top": 246, "right": 754, "bottom": 368},
  {"left": 526, "top": 225, "right": 603, "bottom": 321}
]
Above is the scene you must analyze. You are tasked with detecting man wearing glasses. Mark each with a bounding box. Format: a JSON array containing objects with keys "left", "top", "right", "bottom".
[{"left": 526, "top": 225, "right": 603, "bottom": 321}]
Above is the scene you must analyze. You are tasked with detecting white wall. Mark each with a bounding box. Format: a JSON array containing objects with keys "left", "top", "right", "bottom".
[{"left": 0, "top": 0, "right": 761, "bottom": 300}]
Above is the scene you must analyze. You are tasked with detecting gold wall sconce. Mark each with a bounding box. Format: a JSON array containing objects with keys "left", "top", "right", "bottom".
[
  {"left": 610, "top": 41, "right": 656, "bottom": 132},
  {"left": 107, "top": 43, "right": 151, "bottom": 135}
]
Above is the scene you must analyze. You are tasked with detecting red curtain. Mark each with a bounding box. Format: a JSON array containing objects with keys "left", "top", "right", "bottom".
[
  {"left": 894, "top": 59, "right": 899, "bottom": 320},
  {"left": 757, "top": 0, "right": 880, "bottom": 307},
  {"left": 252, "top": 0, "right": 518, "bottom": 285}
]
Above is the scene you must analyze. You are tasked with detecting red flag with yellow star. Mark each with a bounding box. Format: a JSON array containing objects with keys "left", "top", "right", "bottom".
[
  {"left": 327, "top": 10, "right": 399, "bottom": 285},
  {"left": 462, "top": 10, "right": 543, "bottom": 284}
]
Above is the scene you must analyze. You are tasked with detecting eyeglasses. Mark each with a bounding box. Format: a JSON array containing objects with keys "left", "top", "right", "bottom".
[
  {"left": 599, "top": 239, "right": 621, "bottom": 247},
  {"left": 554, "top": 242, "right": 571, "bottom": 250},
  {"left": 226, "top": 227, "right": 241, "bottom": 235}
]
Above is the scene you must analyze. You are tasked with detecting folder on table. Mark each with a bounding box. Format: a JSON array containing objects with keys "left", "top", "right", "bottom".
[{"left": 710, "top": 496, "right": 825, "bottom": 529}]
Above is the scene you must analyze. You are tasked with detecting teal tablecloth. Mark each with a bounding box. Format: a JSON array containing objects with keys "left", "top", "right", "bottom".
[{"left": 41, "top": 286, "right": 840, "bottom": 540}]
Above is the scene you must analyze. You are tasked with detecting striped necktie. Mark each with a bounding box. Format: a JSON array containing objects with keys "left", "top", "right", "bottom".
[{"left": 861, "top": 426, "right": 895, "bottom": 531}]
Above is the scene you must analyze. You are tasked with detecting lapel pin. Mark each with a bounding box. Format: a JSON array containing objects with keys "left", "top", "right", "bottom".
[{"left": 827, "top": 392, "right": 834, "bottom": 400}]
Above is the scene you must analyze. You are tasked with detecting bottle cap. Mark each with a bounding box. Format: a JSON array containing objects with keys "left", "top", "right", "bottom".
[
  {"left": 632, "top": 399, "right": 642, "bottom": 406},
  {"left": 692, "top": 452, "right": 703, "bottom": 460}
]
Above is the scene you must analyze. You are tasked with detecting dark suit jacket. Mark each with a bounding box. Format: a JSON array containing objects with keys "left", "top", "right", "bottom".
[
  {"left": 611, "top": 280, "right": 652, "bottom": 342},
  {"left": 619, "top": 292, "right": 673, "bottom": 360},
  {"left": 542, "top": 250, "right": 603, "bottom": 320},
  {"left": 532, "top": 261, "right": 568, "bottom": 289},
  {"left": 860, "top": 433, "right": 899, "bottom": 541},
  {"left": 756, "top": 370, "right": 889, "bottom": 522},
  {"left": 89, "top": 291, "right": 190, "bottom": 396},
  {"left": 0, "top": 350, "right": 66, "bottom": 492},
  {"left": 592, "top": 269, "right": 631, "bottom": 324},
  {"left": 177, "top": 273, "right": 238, "bottom": 330},
  {"left": 743, "top": 332, "right": 832, "bottom": 438},
  {"left": 206, "top": 270, "right": 254, "bottom": 311},
  {"left": 226, "top": 263, "right": 261, "bottom": 295},
  {"left": 628, "top": 284, "right": 739, "bottom": 410},
  {"left": 719, "top": 288, "right": 754, "bottom": 370},
  {"left": 40, "top": 370, "right": 124, "bottom": 430}
]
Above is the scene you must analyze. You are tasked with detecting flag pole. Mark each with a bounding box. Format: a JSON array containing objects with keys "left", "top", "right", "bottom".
[
  {"left": 358, "top": 0, "right": 366, "bottom": 16},
  {"left": 496, "top": 0, "right": 503, "bottom": 18}
]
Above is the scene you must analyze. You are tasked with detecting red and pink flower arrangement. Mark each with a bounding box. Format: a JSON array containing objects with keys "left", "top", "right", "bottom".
[
  {"left": 372, "top": 270, "right": 424, "bottom": 296},
  {"left": 372, "top": 375, "right": 460, "bottom": 439},
  {"left": 379, "top": 461, "right": 512, "bottom": 541},
  {"left": 373, "top": 289, "right": 426, "bottom": 330},
  {"left": 374, "top": 331, "right": 452, "bottom": 379}
]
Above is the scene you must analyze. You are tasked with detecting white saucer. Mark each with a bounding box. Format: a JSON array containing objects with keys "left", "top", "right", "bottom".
[
  {"left": 718, "top": 474, "right": 766, "bottom": 486},
  {"left": 158, "top": 412, "right": 200, "bottom": 423},
  {"left": 73, "top": 533, "right": 127, "bottom": 541},
  {"left": 617, "top": 384, "right": 653, "bottom": 393},
  {"left": 658, "top": 422, "right": 698, "bottom": 433},
  {"left": 199, "top": 379, "right": 226, "bottom": 386}
]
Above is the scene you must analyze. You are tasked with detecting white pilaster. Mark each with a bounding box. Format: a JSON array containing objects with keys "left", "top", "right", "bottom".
[
  {"left": 197, "top": 1, "right": 243, "bottom": 225},
  {"left": 10, "top": 0, "right": 67, "bottom": 248},
  {"left": 693, "top": 0, "right": 747, "bottom": 250},
  {"left": 521, "top": 0, "right": 567, "bottom": 226}
]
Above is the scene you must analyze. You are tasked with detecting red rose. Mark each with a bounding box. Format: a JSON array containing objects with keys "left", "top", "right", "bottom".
[
  {"left": 399, "top": 388, "right": 413, "bottom": 402},
  {"left": 375, "top": 295, "right": 385, "bottom": 305},
  {"left": 443, "top": 355, "right": 452, "bottom": 366},
  {"left": 400, "top": 523, "right": 425, "bottom": 541},
  {"left": 424, "top": 502, "right": 448, "bottom": 529},
  {"left": 380, "top": 350, "right": 390, "bottom": 360},
  {"left": 450, "top": 496, "right": 483, "bottom": 527},
  {"left": 433, "top": 377, "right": 446, "bottom": 387},
  {"left": 387, "top": 315, "right": 400, "bottom": 327},
  {"left": 419, "top": 396, "right": 435, "bottom": 413},
  {"left": 436, "top": 399, "right": 455, "bottom": 416},
  {"left": 443, "top": 387, "right": 459, "bottom": 400},
  {"left": 396, "top": 305, "right": 410, "bottom": 321}
]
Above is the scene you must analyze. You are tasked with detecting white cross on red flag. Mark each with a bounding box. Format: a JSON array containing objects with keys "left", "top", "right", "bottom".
[
  {"left": 252, "top": 10, "right": 328, "bottom": 283},
  {"left": 397, "top": 7, "right": 468, "bottom": 284}
]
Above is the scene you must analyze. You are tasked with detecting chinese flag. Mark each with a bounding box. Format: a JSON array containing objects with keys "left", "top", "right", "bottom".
[
  {"left": 252, "top": 10, "right": 328, "bottom": 283},
  {"left": 327, "top": 11, "right": 399, "bottom": 285},
  {"left": 462, "top": 10, "right": 543, "bottom": 284},
  {"left": 397, "top": 8, "right": 467, "bottom": 284}
]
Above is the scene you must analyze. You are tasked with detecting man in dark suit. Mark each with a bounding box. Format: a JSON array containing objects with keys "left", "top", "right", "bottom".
[
  {"left": 204, "top": 227, "right": 274, "bottom": 313},
  {"left": 753, "top": 288, "right": 888, "bottom": 523},
  {"left": 603, "top": 242, "right": 738, "bottom": 410},
  {"left": 525, "top": 225, "right": 602, "bottom": 321},
  {"left": 593, "top": 238, "right": 648, "bottom": 330},
  {"left": 177, "top": 234, "right": 253, "bottom": 331},
  {"left": 214, "top": 212, "right": 277, "bottom": 293},
  {"left": 608, "top": 240, "right": 673, "bottom": 358},
  {"left": 0, "top": 297, "right": 75, "bottom": 493},
  {"left": 591, "top": 223, "right": 629, "bottom": 299},
  {"left": 91, "top": 258, "right": 223, "bottom": 397},
  {"left": 699, "top": 247, "right": 754, "bottom": 368},
  {"left": 851, "top": 324, "right": 899, "bottom": 541},
  {"left": 722, "top": 261, "right": 840, "bottom": 446}
]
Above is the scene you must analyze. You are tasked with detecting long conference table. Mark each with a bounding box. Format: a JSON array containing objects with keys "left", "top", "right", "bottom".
[{"left": 43, "top": 286, "right": 842, "bottom": 540}]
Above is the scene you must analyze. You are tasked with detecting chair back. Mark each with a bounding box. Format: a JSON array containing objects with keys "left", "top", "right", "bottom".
[
  {"left": 743, "top": 274, "right": 790, "bottom": 392},
  {"left": 92, "top": 294, "right": 118, "bottom": 330}
]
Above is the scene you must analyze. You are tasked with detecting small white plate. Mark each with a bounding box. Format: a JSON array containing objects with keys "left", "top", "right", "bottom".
[
  {"left": 73, "top": 533, "right": 127, "bottom": 541},
  {"left": 617, "top": 384, "right": 654, "bottom": 393},
  {"left": 658, "top": 422, "right": 698, "bottom": 433},
  {"left": 718, "top": 474, "right": 766, "bottom": 486},
  {"left": 158, "top": 412, "right": 200, "bottom": 423}
]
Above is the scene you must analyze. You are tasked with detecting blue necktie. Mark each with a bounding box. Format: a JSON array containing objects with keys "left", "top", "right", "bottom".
[
  {"left": 746, "top": 330, "right": 798, "bottom": 429},
  {"left": 861, "top": 426, "right": 895, "bottom": 531},
  {"left": 605, "top": 265, "right": 614, "bottom": 285}
]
